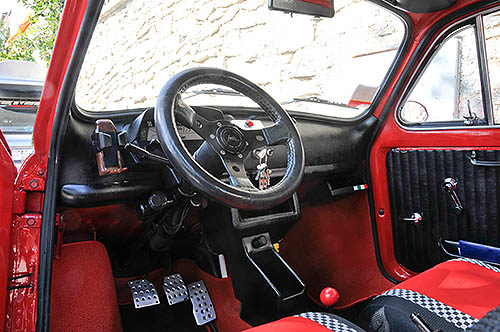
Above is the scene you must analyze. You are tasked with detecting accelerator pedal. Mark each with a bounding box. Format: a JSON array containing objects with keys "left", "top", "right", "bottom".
[
  {"left": 128, "top": 279, "right": 160, "bottom": 309},
  {"left": 188, "top": 280, "right": 217, "bottom": 325},
  {"left": 163, "top": 273, "right": 189, "bottom": 305}
]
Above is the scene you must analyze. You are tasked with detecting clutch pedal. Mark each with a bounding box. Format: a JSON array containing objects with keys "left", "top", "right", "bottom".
[
  {"left": 163, "top": 273, "right": 189, "bottom": 305},
  {"left": 128, "top": 279, "right": 160, "bottom": 309},
  {"left": 188, "top": 280, "right": 217, "bottom": 325}
]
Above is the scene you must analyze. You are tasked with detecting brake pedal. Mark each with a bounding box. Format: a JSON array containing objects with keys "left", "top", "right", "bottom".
[
  {"left": 128, "top": 279, "right": 160, "bottom": 309},
  {"left": 188, "top": 280, "right": 217, "bottom": 325},
  {"left": 163, "top": 273, "right": 189, "bottom": 305}
]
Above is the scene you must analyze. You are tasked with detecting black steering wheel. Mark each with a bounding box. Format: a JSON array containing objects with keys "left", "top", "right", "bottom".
[{"left": 155, "top": 68, "right": 304, "bottom": 210}]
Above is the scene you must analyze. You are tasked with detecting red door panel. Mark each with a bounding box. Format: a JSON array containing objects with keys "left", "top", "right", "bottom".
[
  {"left": 371, "top": 114, "right": 500, "bottom": 281},
  {"left": 0, "top": 130, "right": 16, "bottom": 331}
]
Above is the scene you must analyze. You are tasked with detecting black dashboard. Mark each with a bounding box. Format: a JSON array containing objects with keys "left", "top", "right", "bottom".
[
  {"left": 126, "top": 108, "right": 202, "bottom": 145},
  {"left": 58, "top": 105, "right": 378, "bottom": 207}
]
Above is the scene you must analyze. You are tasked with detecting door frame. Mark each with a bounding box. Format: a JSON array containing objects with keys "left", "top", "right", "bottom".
[
  {"left": 367, "top": 0, "right": 500, "bottom": 282},
  {"left": 0, "top": 131, "right": 16, "bottom": 332},
  {"left": 3, "top": 0, "right": 93, "bottom": 331}
]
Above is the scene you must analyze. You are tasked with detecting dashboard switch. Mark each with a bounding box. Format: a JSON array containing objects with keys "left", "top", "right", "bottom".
[{"left": 251, "top": 235, "right": 268, "bottom": 249}]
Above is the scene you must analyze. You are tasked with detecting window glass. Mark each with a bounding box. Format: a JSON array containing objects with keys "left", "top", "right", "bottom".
[
  {"left": 400, "top": 26, "right": 484, "bottom": 125},
  {"left": 75, "top": 0, "right": 404, "bottom": 118},
  {"left": 484, "top": 12, "right": 500, "bottom": 123}
]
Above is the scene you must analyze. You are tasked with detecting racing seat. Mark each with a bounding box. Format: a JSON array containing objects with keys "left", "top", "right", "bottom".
[
  {"left": 244, "top": 312, "right": 365, "bottom": 332},
  {"left": 362, "top": 258, "right": 500, "bottom": 331},
  {"left": 245, "top": 258, "right": 500, "bottom": 332}
]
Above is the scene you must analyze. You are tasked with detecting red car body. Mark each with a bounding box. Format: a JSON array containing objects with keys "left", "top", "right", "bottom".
[{"left": 1, "top": 0, "right": 500, "bottom": 331}]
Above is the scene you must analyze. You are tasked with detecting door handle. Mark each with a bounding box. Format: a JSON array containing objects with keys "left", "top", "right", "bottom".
[
  {"left": 469, "top": 151, "right": 500, "bottom": 167},
  {"left": 441, "top": 178, "right": 464, "bottom": 215},
  {"left": 401, "top": 212, "right": 423, "bottom": 224}
]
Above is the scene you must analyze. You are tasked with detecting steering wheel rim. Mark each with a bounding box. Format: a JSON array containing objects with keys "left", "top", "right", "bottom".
[{"left": 155, "top": 67, "right": 305, "bottom": 210}]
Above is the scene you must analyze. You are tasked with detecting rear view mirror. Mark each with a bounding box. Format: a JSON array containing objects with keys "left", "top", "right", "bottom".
[{"left": 268, "top": 0, "right": 334, "bottom": 18}]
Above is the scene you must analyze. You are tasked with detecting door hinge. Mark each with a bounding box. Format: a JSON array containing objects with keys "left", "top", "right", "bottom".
[
  {"left": 54, "top": 213, "right": 65, "bottom": 260},
  {"left": 13, "top": 190, "right": 26, "bottom": 214},
  {"left": 13, "top": 190, "right": 44, "bottom": 215}
]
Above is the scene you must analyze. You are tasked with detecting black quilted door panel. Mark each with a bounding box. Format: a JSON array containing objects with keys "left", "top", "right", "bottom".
[{"left": 387, "top": 149, "right": 500, "bottom": 272}]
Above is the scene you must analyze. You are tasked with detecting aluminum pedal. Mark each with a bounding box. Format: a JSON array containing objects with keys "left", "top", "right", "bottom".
[
  {"left": 128, "top": 279, "right": 160, "bottom": 309},
  {"left": 188, "top": 280, "right": 217, "bottom": 325},
  {"left": 163, "top": 273, "right": 189, "bottom": 305}
]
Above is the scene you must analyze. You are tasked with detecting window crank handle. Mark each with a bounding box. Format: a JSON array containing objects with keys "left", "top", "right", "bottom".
[{"left": 441, "top": 178, "right": 464, "bottom": 215}]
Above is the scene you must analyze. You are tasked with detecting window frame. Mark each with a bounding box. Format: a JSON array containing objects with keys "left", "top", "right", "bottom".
[
  {"left": 395, "top": 8, "right": 500, "bottom": 130},
  {"left": 70, "top": 0, "right": 410, "bottom": 125}
]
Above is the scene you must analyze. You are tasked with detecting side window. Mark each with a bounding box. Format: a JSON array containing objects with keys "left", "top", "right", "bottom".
[
  {"left": 484, "top": 12, "right": 500, "bottom": 123},
  {"left": 400, "top": 26, "right": 484, "bottom": 125}
]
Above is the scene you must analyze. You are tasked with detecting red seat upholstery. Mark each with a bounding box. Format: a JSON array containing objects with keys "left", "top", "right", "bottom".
[
  {"left": 50, "top": 241, "right": 122, "bottom": 332},
  {"left": 363, "top": 258, "right": 500, "bottom": 331},
  {"left": 244, "top": 312, "right": 365, "bottom": 332}
]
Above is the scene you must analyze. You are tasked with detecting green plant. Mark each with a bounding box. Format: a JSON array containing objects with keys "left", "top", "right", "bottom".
[{"left": 0, "top": 0, "right": 64, "bottom": 65}]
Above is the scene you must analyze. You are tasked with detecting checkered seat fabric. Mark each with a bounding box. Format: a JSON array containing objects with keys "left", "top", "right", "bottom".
[
  {"left": 362, "top": 258, "right": 500, "bottom": 332},
  {"left": 296, "top": 312, "right": 363, "bottom": 332},
  {"left": 244, "top": 312, "right": 365, "bottom": 332}
]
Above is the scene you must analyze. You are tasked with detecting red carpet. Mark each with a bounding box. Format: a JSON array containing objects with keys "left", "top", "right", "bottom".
[
  {"left": 280, "top": 191, "right": 393, "bottom": 309},
  {"left": 172, "top": 259, "right": 251, "bottom": 332},
  {"left": 50, "top": 241, "right": 122, "bottom": 332}
]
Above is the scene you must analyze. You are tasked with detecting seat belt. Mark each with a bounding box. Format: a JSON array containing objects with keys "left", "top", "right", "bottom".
[{"left": 467, "top": 305, "right": 500, "bottom": 332}]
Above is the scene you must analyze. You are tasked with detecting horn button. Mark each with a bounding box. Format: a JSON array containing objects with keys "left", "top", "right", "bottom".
[{"left": 216, "top": 125, "right": 246, "bottom": 153}]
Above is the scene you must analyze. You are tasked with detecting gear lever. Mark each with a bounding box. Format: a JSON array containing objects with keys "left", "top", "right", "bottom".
[{"left": 320, "top": 287, "right": 340, "bottom": 307}]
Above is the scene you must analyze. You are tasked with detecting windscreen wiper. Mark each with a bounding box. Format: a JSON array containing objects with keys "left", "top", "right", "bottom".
[
  {"left": 183, "top": 87, "right": 243, "bottom": 99},
  {"left": 283, "top": 96, "right": 356, "bottom": 109}
]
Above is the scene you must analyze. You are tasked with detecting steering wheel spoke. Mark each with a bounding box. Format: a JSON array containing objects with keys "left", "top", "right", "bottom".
[
  {"left": 155, "top": 67, "right": 304, "bottom": 210},
  {"left": 244, "top": 120, "right": 291, "bottom": 151},
  {"left": 174, "top": 94, "right": 218, "bottom": 141},
  {"left": 220, "top": 154, "right": 256, "bottom": 190}
]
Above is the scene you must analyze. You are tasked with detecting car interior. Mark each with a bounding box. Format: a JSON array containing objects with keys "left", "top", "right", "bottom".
[{"left": 5, "top": 0, "right": 500, "bottom": 332}]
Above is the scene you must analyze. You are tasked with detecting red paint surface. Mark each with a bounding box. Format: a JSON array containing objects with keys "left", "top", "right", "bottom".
[
  {"left": 4, "top": 0, "right": 89, "bottom": 330},
  {"left": 280, "top": 192, "right": 393, "bottom": 309},
  {"left": 369, "top": 0, "right": 500, "bottom": 281},
  {"left": 244, "top": 316, "right": 332, "bottom": 332},
  {"left": 388, "top": 260, "right": 500, "bottom": 319},
  {"left": 3, "top": 0, "right": 499, "bottom": 329},
  {"left": 5, "top": 215, "right": 41, "bottom": 332},
  {"left": 50, "top": 241, "right": 122, "bottom": 332},
  {"left": 0, "top": 131, "right": 16, "bottom": 332},
  {"left": 302, "top": 0, "right": 332, "bottom": 10},
  {"left": 370, "top": 113, "right": 500, "bottom": 281}
]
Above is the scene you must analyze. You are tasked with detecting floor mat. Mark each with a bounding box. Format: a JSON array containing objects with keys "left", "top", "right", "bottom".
[
  {"left": 51, "top": 241, "right": 122, "bottom": 332},
  {"left": 172, "top": 259, "right": 252, "bottom": 332},
  {"left": 280, "top": 191, "right": 394, "bottom": 309}
]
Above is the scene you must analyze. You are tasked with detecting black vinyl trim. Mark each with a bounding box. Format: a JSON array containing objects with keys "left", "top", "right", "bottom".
[
  {"left": 365, "top": 0, "right": 500, "bottom": 283},
  {"left": 36, "top": 0, "right": 105, "bottom": 331},
  {"left": 365, "top": 0, "right": 413, "bottom": 285}
]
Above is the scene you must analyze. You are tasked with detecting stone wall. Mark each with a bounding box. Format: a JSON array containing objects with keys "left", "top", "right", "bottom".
[{"left": 75, "top": 0, "right": 404, "bottom": 112}]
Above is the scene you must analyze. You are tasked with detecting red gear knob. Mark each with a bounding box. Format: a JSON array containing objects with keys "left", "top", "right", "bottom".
[{"left": 320, "top": 287, "right": 340, "bottom": 307}]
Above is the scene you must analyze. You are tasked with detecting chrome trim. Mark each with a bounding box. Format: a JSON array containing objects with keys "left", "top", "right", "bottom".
[{"left": 475, "top": 15, "right": 494, "bottom": 125}]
